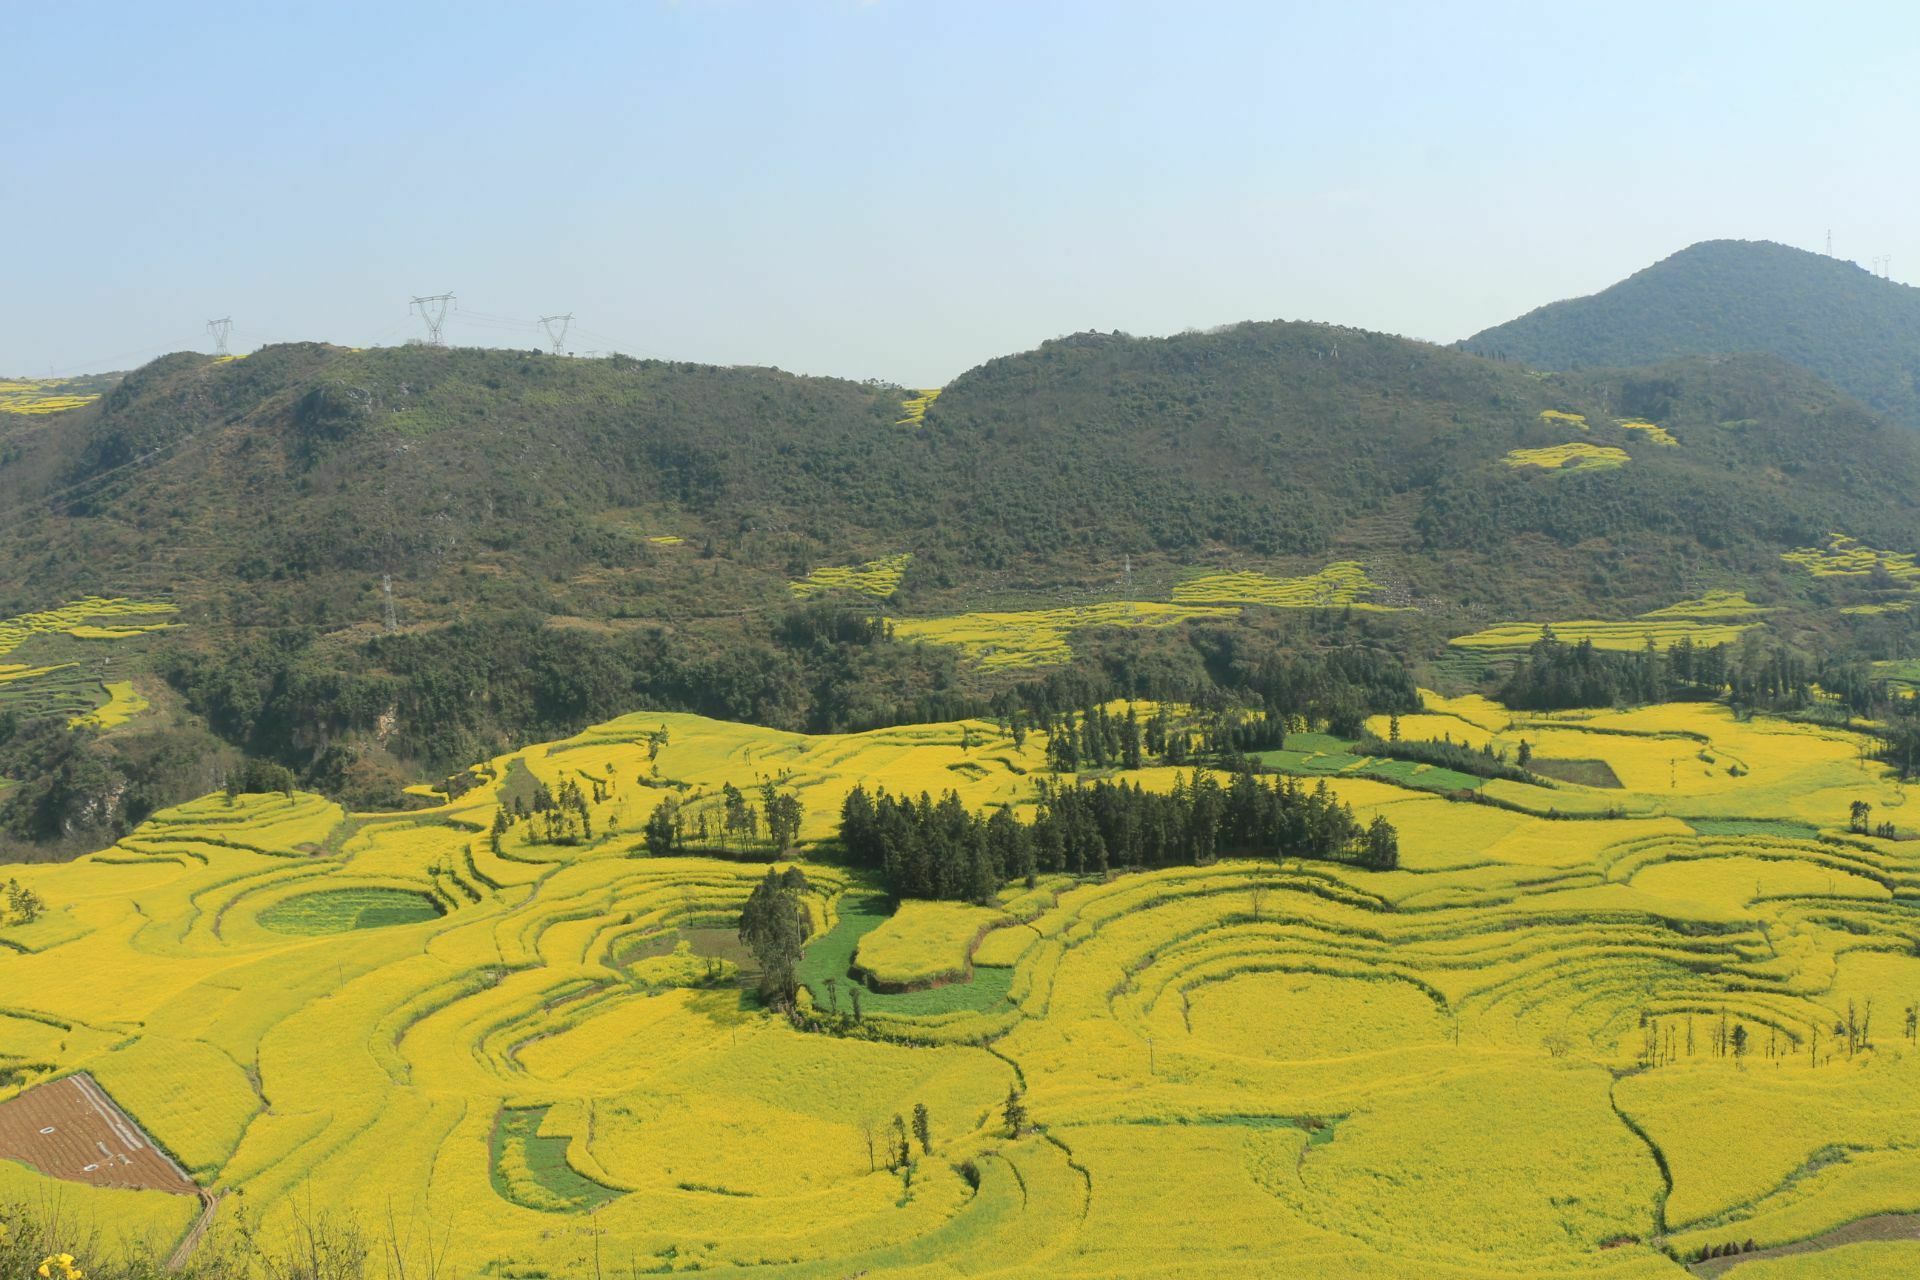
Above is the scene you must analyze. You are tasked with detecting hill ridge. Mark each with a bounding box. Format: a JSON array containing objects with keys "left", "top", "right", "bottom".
[{"left": 1461, "top": 238, "right": 1920, "bottom": 427}]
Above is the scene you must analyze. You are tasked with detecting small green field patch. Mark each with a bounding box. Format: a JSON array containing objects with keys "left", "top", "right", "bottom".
[
  {"left": 258, "top": 887, "right": 443, "bottom": 935},
  {"left": 1255, "top": 737, "right": 1484, "bottom": 794},
  {"left": 490, "top": 1106, "right": 623, "bottom": 1213},
  {"left": 799, "top": 894, "right": 1015, "bottom": 1017},
  {"left": 1527, "top": 758, "right": 1623, "bottom": 789}
]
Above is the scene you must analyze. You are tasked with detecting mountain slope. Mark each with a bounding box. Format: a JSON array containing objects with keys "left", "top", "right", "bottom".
[
  {"left": 4, "top": 323, "right": 1920, "bottom": 830},
  {"left": 1461, "top": 239, "right": 1920, "bottom": 427}
]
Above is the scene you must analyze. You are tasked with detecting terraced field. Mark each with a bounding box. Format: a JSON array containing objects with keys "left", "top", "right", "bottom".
[
  {"left": 1782, "top": 535, "right": 1920, "bottom": 582},
  {"left": 5, "top": 698, "right": 1920, "bottom": 1276},
  {"left": 1505, "top": 441, "right": 1631, "bottom": 471},
  {"left": 0, "top": 598, "right": 177, "bottom": 727},
  {"left": 1171, "top": 560, "right": 1395, "bottom": 609},
  {"left": 892, "top": 600, "right": 1238, "bottom": 668},
  {"left": 1449, "top": 591, "right": 1770, "bottom": 652},
  {"left": 0, "top": 377, "right": 105, "bottom": 415},
  {"left": 895, "top": 560, "right": 1399, "bottom": 670},
  {"left": 1619, "top": 419, "right": 1680, "bottom": 446},
  {"left": 789, "top": 552, "right": 913, "bottom": 599},
  {"left": 896, "top": 388, "right": 942, "bottom": 425}
]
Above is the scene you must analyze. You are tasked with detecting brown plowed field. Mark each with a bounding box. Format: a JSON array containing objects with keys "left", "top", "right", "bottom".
[{"left": 0, "top": 1073, "right": 196, "bottom": 1195}]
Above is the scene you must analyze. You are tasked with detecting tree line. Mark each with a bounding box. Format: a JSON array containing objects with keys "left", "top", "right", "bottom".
[
  {"left": 1355, "top": 722, "right": 1536, "bottom": 783},
  {"left": 1032, "top": 702, "right": 1289, "bottom": 773},
  {"left": 1497, "top": 632, "right": 1815, "bottom": 712},
  {"left": 839, "top": 766, "right": 1398, "bottom": 902}
]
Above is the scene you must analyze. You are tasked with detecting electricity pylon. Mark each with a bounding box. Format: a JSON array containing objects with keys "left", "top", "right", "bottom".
[{"left": 410, "top": 294, "right": 455, "bottom": 346}]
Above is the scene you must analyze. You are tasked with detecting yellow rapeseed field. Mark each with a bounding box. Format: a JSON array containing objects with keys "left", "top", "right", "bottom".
[
  {"left": 1448, "top": 592, "right": 1768, "bottom": 651},
  {"left": 894, "top": 561, "right": 1396, "bottom": 671},
  {"left": 0, "top": 379, "right": 102, "bottom": 415},
  {"left": 5, "top": 697, "right": 1920, "bottom": 1277},
  {"left": 0, "top": 599, "right": 177, "bottom": 729},
  {"left": 1782, "top": 533, "right": 1920, "bottom": 582},
  {"left": 895, "top": 388, "right": 942, "bottom": 426},
  {"left": 854, "top": 901, "right": 1007, "bottom": 985},
  {"left": 1618, "top": 419, "right": 1680, "bottom": 445},
  {"left": 789, "top": 552, "right": 913, "bottom": 599},
  {"left": 69, "top": 681, "right": 148, "bottom": 729},
  {"left": 1504, "top": 441, "right": 1632, "bottom": 470},
  {"left": 0, "top": 599, "right": 178, "bottom": 661},
  {"left": 1170, "top": 560, "right": 1397, "bottom": 609}
]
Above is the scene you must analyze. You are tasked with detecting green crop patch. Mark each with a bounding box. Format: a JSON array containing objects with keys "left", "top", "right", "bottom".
[
  {"left": 257, "top": 887, "right": 443, "bottom": 935},
  {"left": 490, "top": 1106, "right": 623, "bottom": 1213}
]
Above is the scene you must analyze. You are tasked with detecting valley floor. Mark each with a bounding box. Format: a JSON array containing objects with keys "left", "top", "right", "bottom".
[{"left": 4, "top": 699, "right": 1920, "bottom": 1277}]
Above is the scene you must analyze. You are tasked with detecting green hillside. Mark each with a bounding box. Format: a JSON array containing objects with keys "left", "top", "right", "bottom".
[
  {"left": 4, "top": 323, "right": 1920, "bottom": 846},
  {"left": 1461, "top": 239, "right": 1920, "bottom": 427}
]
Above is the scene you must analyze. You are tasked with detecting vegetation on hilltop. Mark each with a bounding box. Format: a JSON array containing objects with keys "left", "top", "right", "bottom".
[{"left": 1462, "top": 239, "right": 1920, "bottom": 428}]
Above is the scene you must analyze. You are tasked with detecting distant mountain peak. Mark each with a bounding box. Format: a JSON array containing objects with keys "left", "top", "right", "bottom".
[{"left": 1462, "top": 238, "right": 1920, "bottom": 426}]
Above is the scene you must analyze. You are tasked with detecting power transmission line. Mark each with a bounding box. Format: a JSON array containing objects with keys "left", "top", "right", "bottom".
[
  {"left": 538, "top": 314, "right": 574, "bottom": 356},
  {"left": 205, "top": 317, "right": 232, "bottom": 356},
  {"left": 409, "top": 293, "right": 455, "bottom": 346}
]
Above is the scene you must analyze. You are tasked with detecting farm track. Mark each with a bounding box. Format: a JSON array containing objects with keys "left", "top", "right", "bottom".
[
  {"left": 1689, "top": 1211, "right": 1920, "bottom": 1276},
  {"left": 165, "top": 1191, "right": 221, "bottom": 1272}
]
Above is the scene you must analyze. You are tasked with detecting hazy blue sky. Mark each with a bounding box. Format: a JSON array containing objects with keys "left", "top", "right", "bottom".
[{"left": 5, "top": 1, "right": 1917, "bottom": 385}]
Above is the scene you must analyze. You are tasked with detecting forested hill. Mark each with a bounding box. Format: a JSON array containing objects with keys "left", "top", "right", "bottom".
[
  {"left": 4, "top": 321, "right": 1920, "bottom": 838},
  {"left": 1461, "top": 239, "right": 1920, "bottom": 428},
  {"left": 6, "top": 324, "right": 1916, "bottom": 624}
]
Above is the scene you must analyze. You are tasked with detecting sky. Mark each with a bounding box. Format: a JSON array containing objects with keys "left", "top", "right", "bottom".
[{"left": 4, "top": 0, "right": 1918, "bottom": 386}]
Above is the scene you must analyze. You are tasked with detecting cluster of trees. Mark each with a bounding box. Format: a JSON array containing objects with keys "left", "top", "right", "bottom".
[
  {"left": 491, "top": 779, "right": 596, "bottom": 847},
  {"left": 1874, "top": 700, "right": 1920, "bottom": 779},
  {"left": 0, "top": 713, "right": 225, "bottom": 853},
  {"left": 1354, "top": 726, "right": 1535, "bottom": 784},
  {"left": 224, "top": 760, "right": 295, "bottom": 798},
  {"left": 643, "top": 782, "right": 803, "bottom": 858},
  {"left": 2, "top": 877, "right": 44, "bottom": 926},
  {"left": 1037, "top": 703, "right": 1289, "bottom": 773},
  {"left": 1003, "top": 1086, "right": 1028, "bottom": 1137},
  {"left": 737, "top": 866, "right": 812, "bottom": 1004},
  {"left": 1848, "top": 800, "right": 1899, "bottom": 839},
  {"left": 839, "top": 767, "right": 1397, "bottom": 902},
  {"left": 158, "top": 610, "right": 976, "bottom": 809},
  {"left": 1640, "top": 999, "right": 1886, "bottom": 1076},
  {"left": 1497, "top": 633, "right": 1814, "bottom": 712},
  {"left": 862, "top": 1103, "right": 935, "bottom": 1174}
]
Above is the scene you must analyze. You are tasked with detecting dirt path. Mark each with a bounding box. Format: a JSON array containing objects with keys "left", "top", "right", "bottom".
[
  {"left": 166, "top": 1191, "right": 222, "bottom": 1272},
  {"left": 1690, "top": 1211, "right": 1920, "bottom": 1276}
]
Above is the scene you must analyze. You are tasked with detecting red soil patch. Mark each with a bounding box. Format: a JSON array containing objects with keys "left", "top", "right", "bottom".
[{"left": 0, "top": 1073, "right": 197, "bottom": 1195}]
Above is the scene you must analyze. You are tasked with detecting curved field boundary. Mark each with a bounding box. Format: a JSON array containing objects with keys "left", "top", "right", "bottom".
[{"left": 1690, "top": 1211, "right": 1920, "bottom": 1276}]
